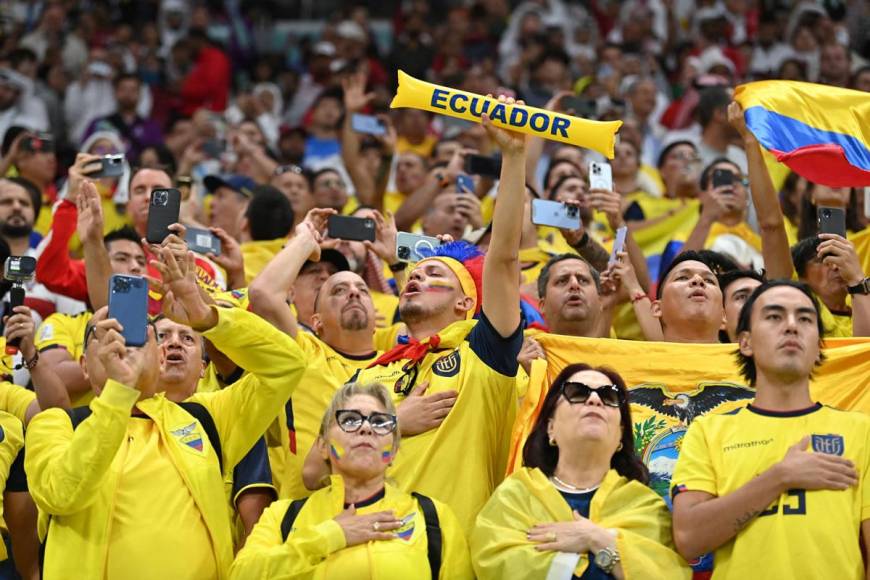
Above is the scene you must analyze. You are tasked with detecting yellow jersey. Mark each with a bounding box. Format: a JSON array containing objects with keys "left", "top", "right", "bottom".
[
  {"left": 672, "top": 403, "right": 870, "bottom": 580},
  {"left": 271, "top": 332, "right": 379, "bottom": 500},
  {"left": 352, "top": 314, "right": 523, "bottom": 534},
  {"left": 36, "top": 311, "right": 94, "bottom": 406}
]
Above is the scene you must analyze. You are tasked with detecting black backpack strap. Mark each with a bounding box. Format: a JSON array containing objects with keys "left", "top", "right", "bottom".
[
  {"left": 280, "top": 498, "right": 310, "bottom": 541},
  {"left": 412, "top": 492, "right": 442, "bottom": 579},
  {"left": 64, "top": 403, "right": 223, "bottom": 472},
  {"left": 178, "top": 401, "right": 223, "bottom": 472},
  {"left": 65, "top": 406, "right": 93, "bottom": 427}
]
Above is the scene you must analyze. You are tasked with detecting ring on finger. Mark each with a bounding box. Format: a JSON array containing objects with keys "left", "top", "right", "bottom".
[
  {"left": 372, "top": 521, "right": 380, "bottom": 532},
  {"left": 548, "top": 532, "right": 557, "bottom": 542}
]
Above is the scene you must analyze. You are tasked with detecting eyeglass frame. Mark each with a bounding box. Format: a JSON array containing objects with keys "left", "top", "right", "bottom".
[{"left": 334, "top": 409, "right": 398, "bottom": 435}]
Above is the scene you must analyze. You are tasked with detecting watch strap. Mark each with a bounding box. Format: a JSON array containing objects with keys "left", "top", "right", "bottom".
[{"left": 847, "top": 277, "right": 870, "bottom": 295}]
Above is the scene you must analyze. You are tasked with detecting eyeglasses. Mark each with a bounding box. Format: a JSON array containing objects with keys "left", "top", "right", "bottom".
[
  {"left": 317, "top": 178, "right": 346, "bottom": 190},
  {"left": 274, "top": 164, "right": 304, "bottom": 177},
  {"left": 335, "top": 409, "right": 398, "bottom": 435},
  {"left": 561, "top": 382, "right": 624, "bottom": 407}
]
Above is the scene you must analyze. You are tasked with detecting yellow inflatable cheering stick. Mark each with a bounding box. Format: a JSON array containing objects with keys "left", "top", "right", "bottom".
[{"left": 390, "top": 70, "right": 622, "bottom": 159}]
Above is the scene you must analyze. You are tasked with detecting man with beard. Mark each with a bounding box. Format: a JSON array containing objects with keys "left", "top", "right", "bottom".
[
  {"left": 311, "top": 102, "right": 526, "bottom": 533},
  {"left": 0, "top": 178, "right": 84, "bottom": 328},
  {"left": 250, "top": 208, "right": 454, "bottom": 499}
]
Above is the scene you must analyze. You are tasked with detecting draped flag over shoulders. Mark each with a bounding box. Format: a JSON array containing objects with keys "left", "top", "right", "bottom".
[
  {"left": 508, "top": 335, "right": 870, "bottom": 574},
  {"left": 509, "top": 334, "right": 870, "bottom": 493},
  {"left": 734, "top": 80, "right": 870, "bottom": 187}
]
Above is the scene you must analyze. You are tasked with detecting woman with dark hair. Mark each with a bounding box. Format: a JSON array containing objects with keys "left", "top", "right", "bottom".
[{"left": 471, "top": 363, "right": 689, "bottom": 579}]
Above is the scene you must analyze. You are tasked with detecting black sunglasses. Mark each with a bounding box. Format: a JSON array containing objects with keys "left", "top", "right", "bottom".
[
  {"left": 561, "top": 381, "right": 624, "bottom": 408},
  {"left": 335, "top": 409, "right": 398, "bottom": 436}
]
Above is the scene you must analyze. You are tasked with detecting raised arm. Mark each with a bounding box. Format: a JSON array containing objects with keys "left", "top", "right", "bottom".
[
  {"left": 248, "top": 208, "right": 333, "bottom": 337},
  {"left": 481, "top": 96, "right": 525, "bottom": 337},
  {"left": 728, "top": 102, "right": 794, "bottom": 278},
  {"left": 817, "top": 234, "right": 870, "bottom": 337},
  {"left": 78, "top": 180, "right": 114, "bottom": 310},
  {"left": 340, "top": 73, "right": 377, "bottom": 206}
]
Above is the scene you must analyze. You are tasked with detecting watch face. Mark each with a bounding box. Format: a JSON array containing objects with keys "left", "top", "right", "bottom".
[{"left": 596, "top": 550, "right": 613, "bottom": 568}]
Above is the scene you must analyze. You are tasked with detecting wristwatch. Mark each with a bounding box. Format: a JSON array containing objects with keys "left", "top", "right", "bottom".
[
  {"left": 594, "top": 546, "right": 620, "bottom": 574},
  {"left": 847, "top": 277, "right": 870, "bottom": 295}
]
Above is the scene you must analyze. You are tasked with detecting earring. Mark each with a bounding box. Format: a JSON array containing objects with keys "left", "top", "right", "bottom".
[
  {"left": 616, "top": 442, "right": 623, "bottom": 451},
  {"left": 549, "top": 437, "right": 556, "bottom": 447}
]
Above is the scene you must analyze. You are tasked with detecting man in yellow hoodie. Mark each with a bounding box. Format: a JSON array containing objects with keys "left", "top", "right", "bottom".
[{"left": 24, "top": 242, "right": 307, "bottom": 580}]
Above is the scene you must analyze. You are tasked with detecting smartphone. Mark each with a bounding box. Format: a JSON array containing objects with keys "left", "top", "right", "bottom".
[
  {"left": 90, "top": 154, "right": 126, "bottom": 178},
  {"left": 202, "top": 139, "right": 226, "bottom": 159},
  {"left": 107, "top": 274, "right": 149, "bottom": 347},
  {"left": 588, "top": 161, "right": 613, "bottom": 191},
  {"left": 562, "top": 96, "right": 597, "bottom": 119},
  {"left": 531, "top": 199, "right": 581, "bottom": 230},
  {"left": 464, "top": 154, "right": 502, "bottom": 178},
  {"left": 351, "top": 113, "right": 386, "bottom": 136},
  {"left": 145, "top": 188, "right": 182, "bottom": 244},
  {"left": 327, "top": 215, "right": 376, "bottom": 242},
  {"left": 712, "top": 168, "right": 735, "bottom": 189},
  {"left": 185, "top": 227, "right": 221, "bottom": 256},
  {"left": 609, "top": 226, "right": 628, "bottom": 267},
  {"left": 396, "top": 232, "right": 442, "bottom": 263},
  {"left": 817, "top": 206, "right": 847, "bottom": 238},
  {"left": 456, "top": 174, "right": 474, "bottom": 194}
]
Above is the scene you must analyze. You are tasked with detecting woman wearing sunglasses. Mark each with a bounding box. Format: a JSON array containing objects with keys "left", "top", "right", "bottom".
[
  {"left": 230, "top": 383, "right": 473, "bottom": 579},
  {"left": 470, "top": 363, "right": 690, "bottom": 579}
]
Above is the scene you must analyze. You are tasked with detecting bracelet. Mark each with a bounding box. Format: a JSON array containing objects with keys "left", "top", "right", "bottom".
[
  {"left": 389, "top": 261, "right": 407, "bottom": 273},
  {"left": 576, "top": 232, "right": 590, "bottom": 247},
  {"left": 630, "top": 292, "right": 649, "bottom": 304},
  {"left": 22, "top": 350, "right": 39, "bottom": 370}
]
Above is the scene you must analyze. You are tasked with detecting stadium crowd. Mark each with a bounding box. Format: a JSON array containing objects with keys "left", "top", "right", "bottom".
[{"left": 0, "top": 0, "right": 866, "bottom": 578}]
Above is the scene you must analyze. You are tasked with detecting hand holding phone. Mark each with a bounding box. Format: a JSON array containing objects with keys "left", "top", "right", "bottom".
[
  {"left": 327, "top": 215, "right": 376, "bottom": 242},
  {"left": 146, "top": 188, "right": 182, "bottom": 244},
  {"left": 711, "top": 168, "right": 735, "bottom": 190},
  {"left": 90, "top": 154, "right": 126, "bottom": 178}
]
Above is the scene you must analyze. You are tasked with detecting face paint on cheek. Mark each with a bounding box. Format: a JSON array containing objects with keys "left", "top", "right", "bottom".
[
  {"left": 426, "top": 281, "right": 455, "bottom": 293},
  {"left": 381, "top": 444, "right": 393, "bottom": 464},
  {"left": 329, "top": 442, "right": 345, "bottom": 461}
]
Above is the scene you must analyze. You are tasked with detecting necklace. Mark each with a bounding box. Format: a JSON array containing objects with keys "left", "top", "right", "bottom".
[{"left": 550, "top": 475, "right": 601, "bottom": 494}]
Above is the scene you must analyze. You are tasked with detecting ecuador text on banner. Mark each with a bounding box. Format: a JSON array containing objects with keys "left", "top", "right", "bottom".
[
  {"left": 390, "top": 70, "right": 622, "bottom": 159},
  {"left": 734, "top": 80, "right": 870, "bottom": 187}
]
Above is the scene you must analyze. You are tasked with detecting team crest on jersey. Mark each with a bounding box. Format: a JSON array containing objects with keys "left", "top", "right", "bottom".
[
  {"left": 812, "top": 434, "right": 844, "bottom": 456},
  {"left": 396, "top": 512, "right": 416, "bottom": 541},
  {"left": 432, "top": 351, "right": 460, "bottom": 378},
  {"left": 171, "top": 422, "right": 204, "bottom": 453}
]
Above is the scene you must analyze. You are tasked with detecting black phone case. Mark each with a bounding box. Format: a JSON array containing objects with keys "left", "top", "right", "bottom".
[
  {"left": 146, "top": 188, "right": 182, "bottom": 244},
  {"left": 818, "top": 207, "right": 847, "bottom": 237},
  {"left": 464, "top": 155, "right": 502, "bottom": 177},
  {"left": 327, "top": 215, "right": 376, "bottom": 242}
]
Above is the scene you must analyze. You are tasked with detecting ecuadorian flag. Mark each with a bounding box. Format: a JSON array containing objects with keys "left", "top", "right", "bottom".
[{"left": 734, "top": 81, "right": 870, "bottom": 187}]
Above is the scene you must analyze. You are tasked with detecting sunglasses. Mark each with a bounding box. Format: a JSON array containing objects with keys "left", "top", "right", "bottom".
[
  {"left": 335, "top": 409, "right": 398, "bottom": 436},
  {"left": 561, "top": 381, "right": 624, "bottom": 407}
]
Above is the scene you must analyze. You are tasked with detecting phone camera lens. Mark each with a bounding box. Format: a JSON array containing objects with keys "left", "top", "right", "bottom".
[
  {"left": 397, "top": 246, "right": 410, "bottom": 260},
  {"left": 152, "top": 190, "right": 169, "bottom": 207},
  {"left": 822, "top": 209, "right": 831, "bottom": 218},
  {"left": 113, "top": 278, "right": 130, "bottom": 293}
]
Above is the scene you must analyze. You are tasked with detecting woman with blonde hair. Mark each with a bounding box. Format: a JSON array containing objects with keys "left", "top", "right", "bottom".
[{"left": 230, "top": 383, "right": 472, "bottom": 579}]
